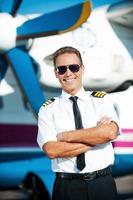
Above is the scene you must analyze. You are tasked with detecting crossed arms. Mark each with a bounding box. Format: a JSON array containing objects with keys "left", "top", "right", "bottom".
[{"left": 43, "top": 117, "right": 118, "bottom": 159}]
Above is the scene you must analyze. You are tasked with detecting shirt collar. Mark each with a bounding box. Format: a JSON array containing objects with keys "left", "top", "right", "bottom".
[{"left": 61, "top": 87, "right": 91, "bottom": 102}]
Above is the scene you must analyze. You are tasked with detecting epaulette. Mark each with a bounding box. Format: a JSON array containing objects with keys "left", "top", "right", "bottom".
[
  {"left": 91, "top": 91, "right": 106, "bottom": 98},
  {"left": 43, "top": 98, "right": 55, "bottom": 107}
]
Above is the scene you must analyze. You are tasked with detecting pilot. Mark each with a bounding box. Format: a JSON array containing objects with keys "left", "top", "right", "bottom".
[{"left": 37, "top": 46, "right": 120, "bottom": 200}]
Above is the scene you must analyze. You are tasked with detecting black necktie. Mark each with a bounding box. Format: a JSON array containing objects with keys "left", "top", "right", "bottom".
[{"left": 70, "top": 96, "right": 86, "bottom": 171}]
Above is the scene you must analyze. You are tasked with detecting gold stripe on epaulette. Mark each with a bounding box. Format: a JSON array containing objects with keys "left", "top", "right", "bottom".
[
  {"left": 91, "top": 91, "right": 106, "bottom": 98},
  {"left": 43, "top": 98, "right": 55, "bottom": 107}
]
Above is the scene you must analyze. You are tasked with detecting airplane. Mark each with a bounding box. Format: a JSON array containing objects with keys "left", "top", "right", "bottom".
[{"left": 0, "top": 0, "right": 133, "bottom": 199}]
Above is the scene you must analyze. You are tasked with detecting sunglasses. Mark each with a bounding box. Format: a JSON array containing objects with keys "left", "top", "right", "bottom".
[{"left": 56, "top": 64, "right": 81, "bottom": 75}]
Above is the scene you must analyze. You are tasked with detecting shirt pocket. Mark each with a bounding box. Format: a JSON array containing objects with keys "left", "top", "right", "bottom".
[
  {"left": 83, "top": 109, "right": 98, "bottom": 128},
  {"left": 54, "top": 117, "right": 74, "bottom": 133}
]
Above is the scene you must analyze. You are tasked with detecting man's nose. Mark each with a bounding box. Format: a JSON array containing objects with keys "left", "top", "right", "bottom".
[{"left": 65, "top": 67, "right": 72, "bottom": 75}]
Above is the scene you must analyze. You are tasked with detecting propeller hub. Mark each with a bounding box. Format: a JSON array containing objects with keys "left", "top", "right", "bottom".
[
  {"left": 0, "top": 13, "right": 27, "bottom": 52},
  {"left": 0, "top": 13, "right": 17, "bottom": 51}
]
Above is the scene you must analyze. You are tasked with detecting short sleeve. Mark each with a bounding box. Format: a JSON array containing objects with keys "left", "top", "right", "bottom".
[
  {"left": 37, "top": 106, "right": 57, "bottom": 150},
  {"left": 92, "top": 93, "right": 121, "bottom": 135}
]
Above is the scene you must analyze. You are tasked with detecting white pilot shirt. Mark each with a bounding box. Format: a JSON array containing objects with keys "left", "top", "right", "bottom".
[{"left": 37, "top": 87, "right": 120, "bottom": 173}]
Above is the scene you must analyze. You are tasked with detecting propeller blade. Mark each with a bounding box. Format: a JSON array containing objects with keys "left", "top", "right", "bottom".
[
  {"left": 10, "top": 0, "right": 23, "bottom": 17},
  {"left": 17, "top": 1, "right": 91, "bottom": 40},
  {"left": 6, "top": 47, "right": 45, "bottom": 115},
  {"left": 0, "top": 0, "right": 22, "bottom": 15},
  {"left": 0, "top": 54, "right": 8, "bottom": 81}
]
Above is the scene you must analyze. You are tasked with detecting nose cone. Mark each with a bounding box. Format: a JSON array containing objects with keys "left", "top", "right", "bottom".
[{"left": 0, "top": 13, "right": 16, "bottom": 51}]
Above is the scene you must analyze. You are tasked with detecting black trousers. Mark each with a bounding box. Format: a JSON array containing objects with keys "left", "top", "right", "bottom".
[{"left": 52, "top": 174, "right": 118, "bottom": 200}]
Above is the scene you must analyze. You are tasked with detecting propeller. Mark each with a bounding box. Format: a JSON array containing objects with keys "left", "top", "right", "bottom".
[{"left": 0, "top": 0, "right": 91, "bottom": 116}]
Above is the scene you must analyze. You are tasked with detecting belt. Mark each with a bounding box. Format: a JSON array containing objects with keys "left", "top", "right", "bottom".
[{"left": 56, "top": 165, "right": 112, "bottom": 181}]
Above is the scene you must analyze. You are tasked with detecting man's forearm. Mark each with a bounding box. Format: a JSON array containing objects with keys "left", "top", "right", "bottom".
[
  {"left": 58, "top": 121, "right": 118, "bottom": 146},
  {"left": 43, "top": 141, "right": 91, "bottom": 159}
]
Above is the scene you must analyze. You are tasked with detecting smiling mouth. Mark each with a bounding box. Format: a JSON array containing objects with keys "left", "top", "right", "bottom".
[{"left": 64, "top": 78, "right": 76, "bottom": 83}]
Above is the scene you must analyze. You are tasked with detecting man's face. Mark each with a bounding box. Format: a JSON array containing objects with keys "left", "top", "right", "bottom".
[{"left": 54, "top": 53, "right": 84, "bottom": 95}]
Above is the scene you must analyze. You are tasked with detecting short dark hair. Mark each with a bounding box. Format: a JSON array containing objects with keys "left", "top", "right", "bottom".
[{"left": 53, "top": 46, "right": 83, "bottom": 66}]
